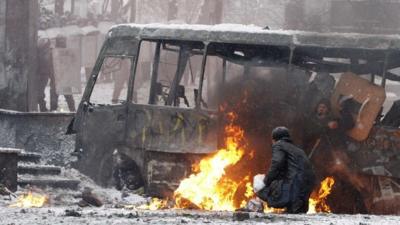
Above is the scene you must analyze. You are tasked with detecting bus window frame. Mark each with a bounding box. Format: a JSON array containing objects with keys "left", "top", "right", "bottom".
[
  {"left": 142, "top": 39, "right": 208, "bottom": 109},
  {"left": 83, "top": 37, "right": 139, "bottom": 105}
]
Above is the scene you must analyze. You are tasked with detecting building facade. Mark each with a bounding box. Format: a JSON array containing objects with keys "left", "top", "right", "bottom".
[{"left": 285, "top": 0, "right": 400, "bottom": 34}]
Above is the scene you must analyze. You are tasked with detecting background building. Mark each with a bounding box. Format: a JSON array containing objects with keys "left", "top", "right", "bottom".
[{"left": 285, "top": 0, "right": 400, "bottom": 34}]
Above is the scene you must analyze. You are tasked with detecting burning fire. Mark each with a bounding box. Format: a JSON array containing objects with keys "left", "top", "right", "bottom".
[
  {"left": 308, "top": 177, "right": 335, "bottom": 213},
  {"left": 174, "top": 112, "right": 247, "bottom": 211},
  {"left": 135, "top": 198, "right": 169, "bottom": 210},
  {"left": 9, "top": 191, "right": 48, "bottom": 208},
  {"left": 136, "top": 109, "right": 336, "bottom": 213}
]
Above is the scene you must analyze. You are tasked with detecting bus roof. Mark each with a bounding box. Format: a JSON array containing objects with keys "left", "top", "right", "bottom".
[{"left": 108, "top": 23, "right": 400, "bottom": 51}]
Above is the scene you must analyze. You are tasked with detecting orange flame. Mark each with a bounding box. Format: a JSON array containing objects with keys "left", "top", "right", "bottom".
[
  {"left": 137, "top": 150, "right": 336, "bottom": 213},
  {"left": 239, "top": 178, "right": 254, "bottom": 208},
  {"left": 9, "top": 191, "right": 48, "bottom": 208},
  {"left": 135, "top": 108, "right": 335, "bottom": 213},
  {"left": 308, "top": 177, "right": 335, "bottom": 213},
  {"left": 135, "top": 198, "right": 169, "bottom": 210},
  {"left": 173, "top": 112, "right": 247, "bottom": 211}
]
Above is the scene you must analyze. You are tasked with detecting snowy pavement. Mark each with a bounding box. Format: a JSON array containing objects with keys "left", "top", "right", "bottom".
[
  {"left": 1, "top": 169, "right": 399, "bottom": 225},
  {"left": 0, "top": 206, "right": 400, "bottom": 225}
]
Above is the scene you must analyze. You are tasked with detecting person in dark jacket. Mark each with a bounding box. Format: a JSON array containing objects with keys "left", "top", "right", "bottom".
[
  {"left": 303, "top": 98, "right": 355, "bottom": 154},
  {"left": 37, "top": 38, "right": 57, "bottom": 112},
  {"left": 258, "top": 126, "right": 316, "bottom": 213},
  {"left": 302, "top": 99, "right": 338, "bottom": 153},
  {"left": 37, "top": 37, "right": 76, "bottom": 112}
]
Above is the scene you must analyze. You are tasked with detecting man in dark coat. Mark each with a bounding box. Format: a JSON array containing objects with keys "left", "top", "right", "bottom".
[
  {"left": 37, "top": 38, "right": 57, "bottom": 112},
  {"left": 37, "top": 37, "right": 76, "bottom": 112},
  {"left": 302, "top": 98, "right": 338, "bottom": 153},
  {"left": 258, "top": 126, "right": 316, "bottom": 213}
]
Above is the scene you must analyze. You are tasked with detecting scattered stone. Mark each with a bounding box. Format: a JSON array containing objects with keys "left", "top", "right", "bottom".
[
  {"left": 181, "top": 219, "right": 188, "bottom": 223},
  {"left": 127, "top": 212, "right": 138, "bottom": 219},
  {"left": 0, "top": 184, "right": 15, "bottom": 198},
  {"left": 88, "top": 211, "right": 97, "bottom": 217},
  {"left": 81, "top": 187, "right": 103, "bottom": 207},
  {"left": 121, "top": 191, "right": 129, "bottom": 199},
  {"left": 20, "top": 209, "right": 27, "bottom": 214},
  {"left": 233, "top": 212, "right": 250, "bottom": 221},
  {"left": 113, "top": 203, "right": 125, "bottom": 209},
  {"left": 78, "top": 200, "right": 89, "bottom": 207},
  {"left": 65, "top": 209, "right": 82, "bottom": 217}
]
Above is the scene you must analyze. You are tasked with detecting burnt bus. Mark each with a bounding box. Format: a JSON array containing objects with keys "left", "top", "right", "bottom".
[{"left": 70, "top": 24, "right": 400, "bottom": 213}]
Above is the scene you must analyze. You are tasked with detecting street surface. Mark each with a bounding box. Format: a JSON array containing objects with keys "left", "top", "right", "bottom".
[{"left": 0, "top": 207, "right": 399, "bottom": 225}]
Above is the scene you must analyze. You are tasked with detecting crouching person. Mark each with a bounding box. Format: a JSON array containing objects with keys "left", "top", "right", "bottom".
[{"left": 256, "top": 127, "right": 316, "bottom": 213}]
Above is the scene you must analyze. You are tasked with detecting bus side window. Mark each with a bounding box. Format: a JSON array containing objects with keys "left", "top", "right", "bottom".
[
  {"left": 142, "top": 41, "right": 206, "bottom": 109},
  {"left": 176, "top": 54, "right": 203, "bottom": 109},
  {"left": 90, "top": 57, "right": 132, "bottom": 105},
  {"left": 146, "top": 42, "right": 195, "bottom": 107}
]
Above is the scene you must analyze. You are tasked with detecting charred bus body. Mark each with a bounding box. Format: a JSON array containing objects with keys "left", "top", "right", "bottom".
[{"left": 70, "top": 24, "right": 400, "bottom": 213}]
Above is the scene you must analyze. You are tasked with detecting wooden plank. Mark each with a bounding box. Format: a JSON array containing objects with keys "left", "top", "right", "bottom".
[{"left": 331, "top": 72, "right": 386, "bottom": 141}]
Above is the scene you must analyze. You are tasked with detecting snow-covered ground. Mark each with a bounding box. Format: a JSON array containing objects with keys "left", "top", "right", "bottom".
[
  {"left": 3, "top": 168, "right": 399, "bottom": 225},
  {"left": 0, "top": 206, "right": 399, "bottom": 225}
]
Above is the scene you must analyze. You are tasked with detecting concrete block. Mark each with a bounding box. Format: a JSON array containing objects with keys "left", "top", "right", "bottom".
[{"left": 0, "top": 147, "right": 21, "bottom": 192}]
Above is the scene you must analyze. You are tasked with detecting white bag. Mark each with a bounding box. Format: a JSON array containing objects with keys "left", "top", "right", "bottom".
[{"left": 253, "top": 174, "right": 266, "bottom": 193}]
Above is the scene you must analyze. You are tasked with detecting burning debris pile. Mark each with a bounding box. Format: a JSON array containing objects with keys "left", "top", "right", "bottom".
[
  {"left": 173, "top": 111, "right": 250, "bottom": 211},
  {"left": 9, "top": 191, "right": 48, "bottom": 208},
  {"left": 136, "top": 107, "right": 336, "bottom": 213},
  {"left": 135, "top": 110, "right": 253, "bottom": 211},
  {"left": 0, "top": 166, "right": 147, "bottom": 211}
]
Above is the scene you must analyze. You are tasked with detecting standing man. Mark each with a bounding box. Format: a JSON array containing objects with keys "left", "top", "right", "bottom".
[
  {"left": 37, "top": 38, "right": 57, "bottom": 112},
  {"left": 51, "top": 36, "right": 76, "bottom": 111},
  {"left": 257, "top": 127, "right": 315, "bottom": 213}
]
